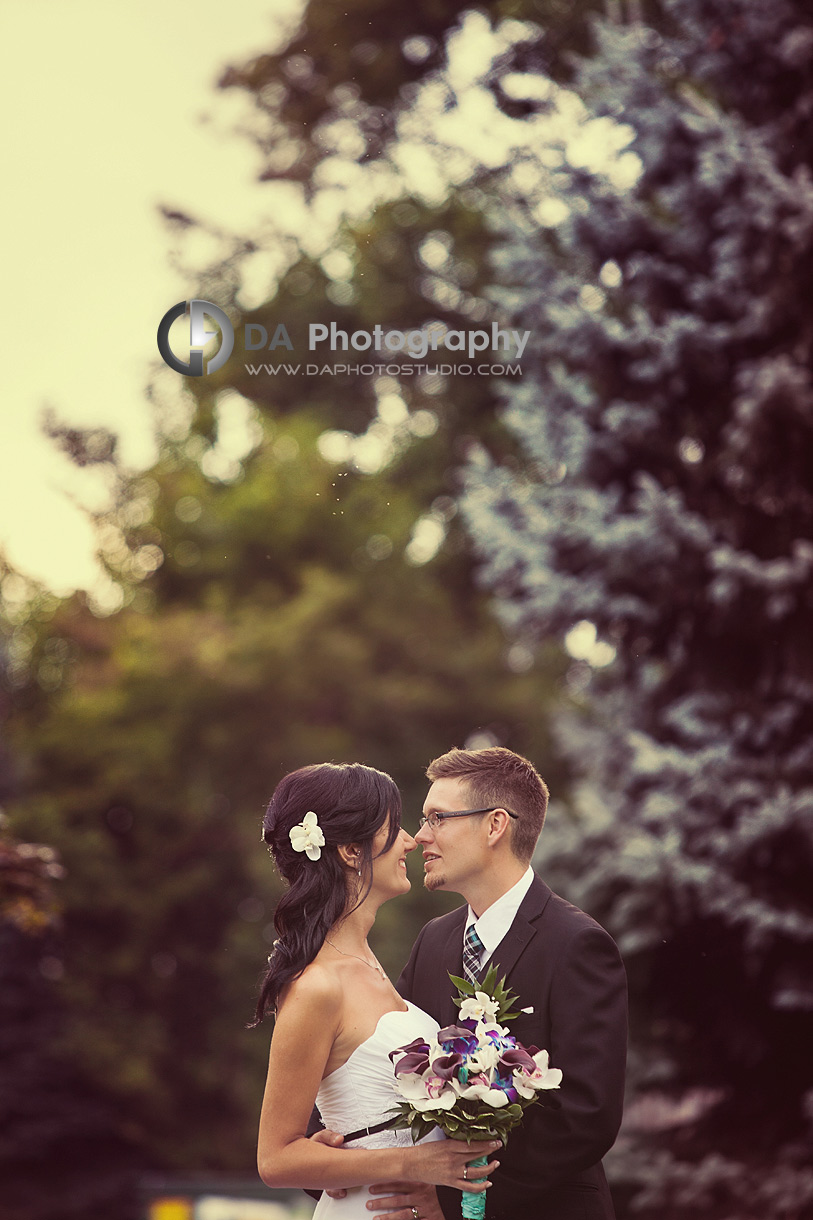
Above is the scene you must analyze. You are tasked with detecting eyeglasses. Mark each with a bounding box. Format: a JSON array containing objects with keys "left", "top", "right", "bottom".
[{"left": 418, "top": 806, "right": 519, "bottom": 832}]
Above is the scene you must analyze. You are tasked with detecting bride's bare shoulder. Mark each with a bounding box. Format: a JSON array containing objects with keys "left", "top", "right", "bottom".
[{"left": 277, "top": 957, "right": 343, "bottom": 1019}]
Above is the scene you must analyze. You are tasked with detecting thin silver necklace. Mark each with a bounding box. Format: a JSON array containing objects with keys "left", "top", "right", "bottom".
[{"left": 325, "top": 938, "right": 386, "bottom": 980}]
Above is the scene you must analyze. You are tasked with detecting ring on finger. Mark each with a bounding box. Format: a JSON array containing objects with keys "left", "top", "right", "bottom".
[
  {"left": 411, "top": 1208, "right": 420, "bottom": 1220},
  {"left": 463, "top": 1166, "right": 468, "bottom": 1181}
]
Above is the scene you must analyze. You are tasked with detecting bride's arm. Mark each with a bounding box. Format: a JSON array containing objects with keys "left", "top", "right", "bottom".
[
  {"left": 257, "top": 968, "right": 499, "bottom": 1192},
  {"left": 258, "top": 964, "right": 361, "bottom": 1188}
]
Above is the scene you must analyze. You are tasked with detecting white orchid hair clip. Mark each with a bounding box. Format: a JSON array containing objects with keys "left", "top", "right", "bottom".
[{"left": 289, "top": 811, "right": 326, "bottom": 861}]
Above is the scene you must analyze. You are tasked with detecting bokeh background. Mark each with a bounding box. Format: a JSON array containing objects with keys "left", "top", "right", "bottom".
[{"left": 2, "top": 1, "right": 812, "bottom": 1218}]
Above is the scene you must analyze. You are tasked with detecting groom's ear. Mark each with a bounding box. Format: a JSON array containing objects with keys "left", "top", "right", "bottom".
[{"left": 486, "top": 809, "right": 513, "bottom": 847}]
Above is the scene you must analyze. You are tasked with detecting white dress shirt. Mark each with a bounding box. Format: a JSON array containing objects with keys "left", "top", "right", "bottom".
[{"left": 464, "top": 865, "right": 535, "bottom": 970}]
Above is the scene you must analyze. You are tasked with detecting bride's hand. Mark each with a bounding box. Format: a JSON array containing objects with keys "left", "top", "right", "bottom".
[{"left": 406, "top": 1137, "right": 501, "bottom": 1192}]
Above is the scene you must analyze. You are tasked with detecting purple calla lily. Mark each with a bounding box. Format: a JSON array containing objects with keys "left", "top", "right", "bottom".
[
  {"left": 438, "top": 1025, "right": 478, "bottom": 1055},
  {"left": 389, "top": 1037, "right": 429, "bottom": 1063},
  {"left": 429, "top": 1052, "right": 463, "bottom": 1080},
  {"left": 437, "top": 1025, "right": 474, "bottom": 1043},
  {"left": 498, "top": 1046, "right": 537, "bottom": 1074},
  {"left": 393, "top": 1052, "right": 430, "bottom": 1077}
]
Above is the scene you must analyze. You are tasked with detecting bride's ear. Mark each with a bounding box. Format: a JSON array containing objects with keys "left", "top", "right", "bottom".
[{"left": 337, "top": 843, "right": 362, "bottom": 874}]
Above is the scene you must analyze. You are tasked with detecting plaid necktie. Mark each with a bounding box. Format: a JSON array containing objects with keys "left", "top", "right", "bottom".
[{"left": 463, "top": 924, "right": 485, "bottom": 985}]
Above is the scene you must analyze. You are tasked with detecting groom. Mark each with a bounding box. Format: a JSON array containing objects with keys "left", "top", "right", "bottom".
[
  {"left": 318, "top": 745, "right": 627, "bottom": 1220},
  {"left": 367, "top": 746, "right": 628, "bottom": 1220}
]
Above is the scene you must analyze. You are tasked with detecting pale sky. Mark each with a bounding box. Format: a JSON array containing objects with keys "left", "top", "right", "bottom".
[
  {"left": 0, "top": 2, "right": 631, "bottom": 597},
  {"left": 0, "top": 0, "right": 303, "bottom": 592}
]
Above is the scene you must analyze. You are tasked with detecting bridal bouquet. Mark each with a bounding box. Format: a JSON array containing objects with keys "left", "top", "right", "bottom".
[{"left": 389, "top": 967, "right": 562, "bottom": 1220}]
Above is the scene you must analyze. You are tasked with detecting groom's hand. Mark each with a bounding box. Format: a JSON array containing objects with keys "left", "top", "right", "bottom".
[
  {"left": 366, "top": 1181, "right": 443, "bottom": 1220},
  {"left": 308, "top": 1128, "right": 348, "bottom": 1199}
]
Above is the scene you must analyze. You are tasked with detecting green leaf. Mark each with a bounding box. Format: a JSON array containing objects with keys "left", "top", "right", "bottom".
[
  {"left": 449, "top": 973, "right": 477, "bottom": 995},
  {"left": 479, "top": 964, "right": 499, "bottom": 992}
]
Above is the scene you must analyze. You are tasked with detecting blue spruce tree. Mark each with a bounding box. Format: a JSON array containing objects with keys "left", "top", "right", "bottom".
[{"left": 464, "top": 3, "right": 813, "bottom": 1215}]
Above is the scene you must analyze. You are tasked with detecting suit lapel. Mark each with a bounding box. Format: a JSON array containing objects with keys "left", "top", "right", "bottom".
[
  {"left": 483, "top": 874, "right": 552, "bottom": 983},
  {"left": 440, "top": 908, "right": 467, "bottom": 1025}
]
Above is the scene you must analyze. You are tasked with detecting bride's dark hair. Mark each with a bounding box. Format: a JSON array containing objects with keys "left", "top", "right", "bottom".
[{"left": 252, "top": 761, "right": 402, "bottom": 1023}]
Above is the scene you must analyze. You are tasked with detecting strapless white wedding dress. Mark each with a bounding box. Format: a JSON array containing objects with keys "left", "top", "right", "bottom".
[{"left": 311, "top": 1001, "right": 444, "bottom": 1218}]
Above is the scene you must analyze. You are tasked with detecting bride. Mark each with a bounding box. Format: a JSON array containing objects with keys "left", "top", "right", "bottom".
[{"left": 255, "top": 762, "right": 500, "bottom": 1217}]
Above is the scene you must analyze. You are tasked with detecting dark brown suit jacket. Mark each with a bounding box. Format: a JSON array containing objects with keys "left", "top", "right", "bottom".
[{"left": 395, "top": 875, "right": 627, "bottom": 1220}]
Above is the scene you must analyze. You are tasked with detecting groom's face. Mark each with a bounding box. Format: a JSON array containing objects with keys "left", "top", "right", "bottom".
[{"left": 416, "top": 776, "right": 490, "bottom": 896}]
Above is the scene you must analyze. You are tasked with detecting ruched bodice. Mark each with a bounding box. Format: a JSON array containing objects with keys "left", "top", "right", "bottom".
[{"left": 312, "top": 1001, "right": 444, "bottom": 1218}]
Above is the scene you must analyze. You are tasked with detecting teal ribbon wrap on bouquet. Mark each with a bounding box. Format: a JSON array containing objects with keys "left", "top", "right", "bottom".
[{"left": 461, "top": 1153, "right": 488, "bottom": 1220}]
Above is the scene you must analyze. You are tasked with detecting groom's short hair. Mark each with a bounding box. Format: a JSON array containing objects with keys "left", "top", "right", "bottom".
[{"left": 426, "top": 746, "right": 549, "bottom": 864}]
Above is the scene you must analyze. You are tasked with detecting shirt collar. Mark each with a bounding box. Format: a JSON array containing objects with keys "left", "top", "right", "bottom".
[{"left": 464, "top": 866, "right": 535, "bottom": 960}]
